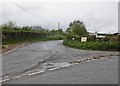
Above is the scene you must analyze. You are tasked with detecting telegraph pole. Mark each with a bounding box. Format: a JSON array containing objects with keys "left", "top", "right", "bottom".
[{"left": 58, "top": 22, "right": 60, "bottom": 30}]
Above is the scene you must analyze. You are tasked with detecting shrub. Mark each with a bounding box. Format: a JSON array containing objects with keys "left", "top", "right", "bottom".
[
  {"left": 63, "top": 40, "right": 119, "bottom": 51},
  {"left": 2, "top": 30, "right": 64, "bottom": 44},
  {"left": 87, "top": 35, "right": 96, "bottom": 41},
  {"left": 65, "top": 33, "right": 74, "bottom": 40}
]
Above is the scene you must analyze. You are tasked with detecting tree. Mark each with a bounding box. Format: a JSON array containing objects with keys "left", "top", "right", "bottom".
[
  {"left": 72, "top": 23, "right": 87, "bottom": 36},
  {"left": 7, "top": 21, "right": 16, "bottom": 28},
  {"left": 2, "top": 21, "right": 16, "bottom": 30},
  {"left": 66, "top": 20, "right": 88, "bottom": 36},
  {"left": 69, "top": 22, "right": 73, "bottom": 27},
  {"left": 22, "top": 26, "right": 32, "bottom": 31}
]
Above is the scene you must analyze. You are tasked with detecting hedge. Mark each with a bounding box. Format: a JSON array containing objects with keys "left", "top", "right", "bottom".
[
  {"left": 63, "top": 40, "right": 120, "bottom": 51},
  {"left": 2, "top": 30, "right": 48, "bottom": 44}
]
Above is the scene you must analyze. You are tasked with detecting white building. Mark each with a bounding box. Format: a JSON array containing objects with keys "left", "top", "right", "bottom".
[{"left": 89, "top": 31, "right": 106, "bottom": 39}]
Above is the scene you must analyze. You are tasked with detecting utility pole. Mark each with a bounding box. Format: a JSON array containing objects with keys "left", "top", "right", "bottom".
[{"left": 58, "top": 22, "right": 60, "bottom": 30}]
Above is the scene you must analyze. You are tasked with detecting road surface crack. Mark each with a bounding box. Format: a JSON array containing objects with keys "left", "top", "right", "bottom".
[{"left": 1, "top": 53, "right": 118, "bottom": 83}]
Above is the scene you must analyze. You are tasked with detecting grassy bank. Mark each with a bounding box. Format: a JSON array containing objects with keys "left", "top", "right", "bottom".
[{"left": 63, "top": 40, "right": 120, "bottom": 51}]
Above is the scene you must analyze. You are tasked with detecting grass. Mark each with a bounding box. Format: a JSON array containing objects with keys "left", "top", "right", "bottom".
[{"left": 63, "top": 40, "right": 120, "bottom": 51}]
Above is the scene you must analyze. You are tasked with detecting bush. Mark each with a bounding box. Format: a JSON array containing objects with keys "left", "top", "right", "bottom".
[
  {"left": 87, "top": 35, "right": 96, "bottom": 41},
  {"left": 65, "top": 33, "right": 74, "bottom": 40},
  {"left": 1, "top": 21, "right": 65, "bottom": 44},
  {"left": 2, "top": 30, "right": 64, "bottom": 44},
  {"left": 63, "top": 40, "right": 120, "bottom": 51},
  {"left": 104, "top": 35, "right": 119, "bottom": 42},
  {"left": 46, "top": 35, "right": 64, "bottom": 40},
  {"left": 2, "top": 30, "right": 47, "bottom": 44}
]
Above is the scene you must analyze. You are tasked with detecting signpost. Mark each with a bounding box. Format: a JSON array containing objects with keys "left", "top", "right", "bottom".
[{"left": 81, "top": 37, "right": 87, "bottom": 42}]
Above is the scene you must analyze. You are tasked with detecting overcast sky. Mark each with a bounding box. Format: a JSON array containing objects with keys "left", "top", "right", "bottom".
[{"left": 1, "top": 0, "right": 119, "bottom": 33}]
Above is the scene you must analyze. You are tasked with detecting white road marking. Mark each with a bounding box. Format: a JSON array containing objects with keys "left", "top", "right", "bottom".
[
  {"left": 0, "top": 78, "right": 10, "bottom": 83},
  {"left": 48, "top": 67, "right": 59, "bottom": 71},
  {"left": 3, "top": 49, "right": 16, "bottom": 55},
  {"left": 28, "top": 71, "right": 44, "bottom": 76}
]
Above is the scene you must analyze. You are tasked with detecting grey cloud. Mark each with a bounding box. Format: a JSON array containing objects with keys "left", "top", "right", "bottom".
[{"left": 2, "top": 0, "right": 118, "bottom": 33}]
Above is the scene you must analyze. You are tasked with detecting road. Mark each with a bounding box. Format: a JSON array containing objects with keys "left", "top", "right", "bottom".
[{"left": 1, "top": 40, "right": 118, "bottom": 84}]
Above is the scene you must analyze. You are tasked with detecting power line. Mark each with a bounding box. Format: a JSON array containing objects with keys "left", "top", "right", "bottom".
[
  {"left": 8, "top": 0, "right": 56, "bottom": 26},
  {"left": 9, "top": 0, "right": 40, "bottom": 18}
]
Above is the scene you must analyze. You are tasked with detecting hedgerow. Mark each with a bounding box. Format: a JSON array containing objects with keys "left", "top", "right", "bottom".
[{"left": 63, "top": 40, "right": 120, "bottom": 51}]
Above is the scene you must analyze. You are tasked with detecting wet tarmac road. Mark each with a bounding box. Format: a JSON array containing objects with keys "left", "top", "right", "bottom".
[{"left": 2, "top": 40, "right": 118, "bottom": 84}]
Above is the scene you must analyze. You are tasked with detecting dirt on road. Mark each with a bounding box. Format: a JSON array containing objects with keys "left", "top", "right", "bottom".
[{"left": 1, "top": 43, "right": 30, "bottom": 54}]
